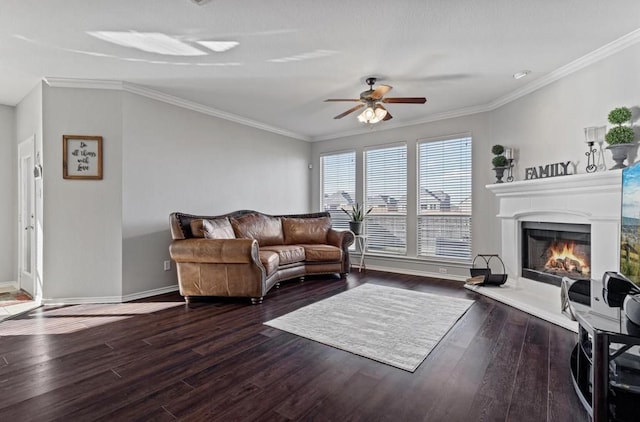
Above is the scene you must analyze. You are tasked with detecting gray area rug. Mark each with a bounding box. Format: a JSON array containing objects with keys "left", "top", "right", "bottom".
[{"left": 264, "top": 283, "right": 474, "bottom": 372}]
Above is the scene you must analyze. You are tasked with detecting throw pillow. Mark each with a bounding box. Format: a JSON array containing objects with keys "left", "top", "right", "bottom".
[
  {"left": 202, "top": 217, "right": 236, "bottom": 239},
  {"left": 189, "top": 219, "right": 207, "bottom": 238},
  {"left": 230, "top": 213, "right": 284, "bottom": 246},
  {"left": 282, "top": 217, "right": 331, "bottom": 244}
]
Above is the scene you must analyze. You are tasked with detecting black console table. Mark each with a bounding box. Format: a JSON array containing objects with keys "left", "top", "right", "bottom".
[{"left": 571, "top": 307, "right": 640, "bottom": 421}]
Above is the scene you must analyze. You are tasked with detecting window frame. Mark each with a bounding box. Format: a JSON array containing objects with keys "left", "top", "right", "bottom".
[
  {"left": 363, "top": 142, "right": 408, "bottom": 256},
  {"left": 320, "top": 149, "right": 357, "bottom": 232},
  {"left": 416, "top": 135, "right": 473, "bottom": 262}
]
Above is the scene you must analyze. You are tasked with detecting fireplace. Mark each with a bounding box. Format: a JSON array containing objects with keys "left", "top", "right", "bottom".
[
  {"left": 521, "top": 222, "right": 591, "bottom": 287},
  {"left": 476, "top": 172, "right": 620, "bottom": 331}
]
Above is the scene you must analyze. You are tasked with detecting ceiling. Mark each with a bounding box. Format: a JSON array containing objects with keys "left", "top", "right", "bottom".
[{"left": 2, "top": 0, "right": 640, "bottom": 141}]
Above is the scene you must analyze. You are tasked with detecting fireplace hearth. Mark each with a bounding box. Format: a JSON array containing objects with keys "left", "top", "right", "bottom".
[{"left": 521, "top": 222, "right": 591, "bottom": 286}]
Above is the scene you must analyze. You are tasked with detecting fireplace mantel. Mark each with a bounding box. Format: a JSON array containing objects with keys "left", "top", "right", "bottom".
[{"left": 467, "top": 170, "right": 622, "bottom": 331}]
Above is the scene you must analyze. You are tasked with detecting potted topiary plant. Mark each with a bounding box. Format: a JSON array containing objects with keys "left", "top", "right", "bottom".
[
  {"left": 491, "top": 144, "right": 509, "bottom": 183},
  {"left": 341, "top": 202, "right": 372, "bottom": 235},
  {"left": 605, "top": 106, "right": 635, "bottom": 169}
]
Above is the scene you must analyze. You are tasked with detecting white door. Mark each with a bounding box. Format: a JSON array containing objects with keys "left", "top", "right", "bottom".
[{"left": 18, "top": 137, "right": 36, "bottom": 297}]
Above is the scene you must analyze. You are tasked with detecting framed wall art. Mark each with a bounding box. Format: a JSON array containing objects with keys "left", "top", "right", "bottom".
[{"left": 62, "top": 135, "right": 103, "bottom": 180}]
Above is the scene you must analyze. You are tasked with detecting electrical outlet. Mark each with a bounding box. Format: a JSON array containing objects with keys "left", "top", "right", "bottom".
[
  {"left": 163, "top": 260, "right": 171, "bottom": 271},
  {"left": 438, "top": 267, "right": 447, "bottom": 274}
]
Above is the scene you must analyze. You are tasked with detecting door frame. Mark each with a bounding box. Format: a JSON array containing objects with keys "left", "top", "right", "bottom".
[{"left": 17, "top": 135, "right": 37, "bottom": 298}]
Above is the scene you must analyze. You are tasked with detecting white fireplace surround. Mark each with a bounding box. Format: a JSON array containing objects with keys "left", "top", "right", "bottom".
[{"left": 466, "top": 171, "right": 622, "bottom": 331}]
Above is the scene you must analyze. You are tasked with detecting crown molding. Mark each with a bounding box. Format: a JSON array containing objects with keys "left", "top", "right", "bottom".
[
  {"left": 44, "top": 77, "right": 311, "bottom": 142},
  {"left": 314, "top": 28, "right": 640, "bottom": 141},
  {"left": 44, "top": 77, "right": 123, "bottom": 90},
  {"left": 122, "top": 83, "right": 310, "bottom": 141},
  {"left": 489, "top": 28, "right": 640, "bottom": 110},
  {"left": 43, "top": 29, "right": 640, "bottom": 143}
]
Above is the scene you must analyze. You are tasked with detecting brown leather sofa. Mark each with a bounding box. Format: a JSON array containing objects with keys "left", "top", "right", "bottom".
[{"left": 169, "top": 210, "right": 355, "bottom": 304}]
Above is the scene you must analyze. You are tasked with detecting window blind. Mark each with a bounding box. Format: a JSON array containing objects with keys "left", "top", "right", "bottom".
[
  {"left": 418, "top": 137, "right": 472, "bottom": 260},
  {"left": 321, "top": 151, "right": 355, "bottom": 231},
  {"left": 365, "top": 145, "right": 407, "bottom": 255}
]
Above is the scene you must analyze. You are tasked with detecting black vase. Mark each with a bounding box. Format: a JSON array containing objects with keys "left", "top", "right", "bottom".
[
  {"left": 349, "top": 221, "right": 363, "bottom": 235},
  {"left": 493, "top": 167, "right": 507, "bottom": 183}
]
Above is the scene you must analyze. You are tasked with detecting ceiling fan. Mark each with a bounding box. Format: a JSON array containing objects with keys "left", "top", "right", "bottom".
[{"left": 324, "top": 77, "right": 427, "bottom": 123}]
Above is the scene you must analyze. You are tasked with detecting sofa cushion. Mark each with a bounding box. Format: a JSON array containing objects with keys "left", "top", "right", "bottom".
[
  {"left": 189, "top": 219, "right": 206, "bottom": 238},
  {"left": 301, "top": 244, "right": 343, "bottom": 262},
  {"left": 202, "top": 218, "right": 236, "bottom": 240},
  {"left": 282, "top": 217, "right": 331, "bottom": 245},
  {"left": 261, "top": 245, "right": 305, "bottom": 265},
  {"left": 259, "top": 251, "right": 280, "bottom": 277},
  {"left": 230, "top": 213, "right": 284, "bottom": 246}
]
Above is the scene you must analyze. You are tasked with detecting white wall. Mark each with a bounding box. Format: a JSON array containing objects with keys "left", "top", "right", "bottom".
[
  {"left": 311, "top": 112, "right": 495, "bottom": 278},
  {"left": 0, "top": 105, "right": 16, "bottom": 283},
  {"left": 41, "top": 86, "right": 123, "bottom": 300},
  {"left": 15, "top": 85, "right": 311, "bottom": 302},
  {"left": 121, "top": 93, "right": 311, "bottom": 296},
  {"left": 491, "top": 42, "right": 640, "bottom": 176}
]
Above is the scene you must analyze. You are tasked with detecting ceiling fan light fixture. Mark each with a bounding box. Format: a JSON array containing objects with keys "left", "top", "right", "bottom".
[{"left": 357, "top": 105, "right": 387, "bottom": 124}]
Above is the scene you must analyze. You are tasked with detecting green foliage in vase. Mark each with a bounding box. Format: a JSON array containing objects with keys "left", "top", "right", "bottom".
[
  {"left": 606, "top": 106, "right": 635, "bottom": 145},
  {"left": 340, "top": 203, "right": 373, "bottom": 222},
  {"left": 492, "top": 155, "right": 509, "bottom": 168},
  {"left": 606, "top": 126, "right": 635, "bottom": 145},
  {"left": 491, "top": 144, "right": 505, "bottom": 155},
  {"left": 608, "top": 107, "right": 632, "bottom": 125}
]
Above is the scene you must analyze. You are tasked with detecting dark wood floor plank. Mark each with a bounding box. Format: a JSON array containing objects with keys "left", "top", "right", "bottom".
[
  {"left": 466, "top": 305, "right": 530, "bottom": 421},
  {"left": 421, "top": 300, "right": 511, "bottom": 421},
  {"left": 0, "top": 270, "right": 587, "bottom": 422},
  {"left": 547, "top": 324, "right": 589, "bottom": 422},
  {"left": 506, "top": 318, "right": 550, "bottom": 422}
]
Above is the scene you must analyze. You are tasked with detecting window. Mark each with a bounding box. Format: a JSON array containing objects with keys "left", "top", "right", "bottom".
[
  {"left": 321, "top": 151, "right": 355, "bottom": 231},
  {"left": 365, "top": 145, "right": 407, "bottom": 255},
  {"left": 418, "top": 137, "right": 472, "bottom": 260}
]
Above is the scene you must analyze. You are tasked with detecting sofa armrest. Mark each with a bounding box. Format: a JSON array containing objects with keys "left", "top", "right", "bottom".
[
  {"left": 327, "top": 229, "right": 355, "bottom": 250},
  {"left": 170, "top": 238, "right": 260, "bottom": 264}
]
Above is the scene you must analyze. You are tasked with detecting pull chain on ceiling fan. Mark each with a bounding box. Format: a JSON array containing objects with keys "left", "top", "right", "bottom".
[{"left": 324, "top": 77, "right": 427, "bottom": 124}]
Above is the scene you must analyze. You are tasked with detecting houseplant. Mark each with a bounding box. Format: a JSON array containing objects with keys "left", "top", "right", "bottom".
[
  {"left": 341, "top": 203, "right": 372, "bottom": 235},
  {"left": 491, "top": 144, "right": 509, "bottom": 183},
  {"left": 605, "top": 106, "right": 635, "bottom": 169}
]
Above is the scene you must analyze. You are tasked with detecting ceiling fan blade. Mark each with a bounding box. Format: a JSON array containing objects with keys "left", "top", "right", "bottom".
[
  {"left": 333, "top": 103, "right": 364, "bottom": 119},
  {"left": 382, "top": 97, "right": 427, "bottom": 104},
  {"left": 369, "top": 84, "right": 392, "bottom": 100},
  {"left": 324, "top": 98, "right": 361, "bottom": 102}
]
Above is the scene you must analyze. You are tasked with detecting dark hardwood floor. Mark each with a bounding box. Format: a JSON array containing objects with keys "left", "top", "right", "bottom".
[{"left": 0, "top": 271, "right": 588, "bottom": 421}]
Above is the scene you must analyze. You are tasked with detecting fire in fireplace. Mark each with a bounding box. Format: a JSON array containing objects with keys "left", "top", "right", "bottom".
[{"left": 521, "top": 222, "right": 591, "bottom": 286}]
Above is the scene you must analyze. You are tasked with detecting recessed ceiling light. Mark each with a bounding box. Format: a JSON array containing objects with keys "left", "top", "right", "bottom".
[
  {"left": 513, "top": 70, "right": 531, "bottom": 80},
  {"left": 196, "top": 41, "right": 239, "bottom": 53},
  {"left": 87, "top": 31, "right": 207, "bottom": 56}
]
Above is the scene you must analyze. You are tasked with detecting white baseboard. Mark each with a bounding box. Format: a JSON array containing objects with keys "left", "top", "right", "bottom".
[
  {"left": 41, "top": 285, "right": 180, "bottom": 305},
  {"left": 0, "top": 281, "right": 19, "bottom": 290},
  {"left": 355, "top": 265, "right": 467, "bottom": 282},
  {"left": 42, "top": 296, "right": 123, "bottom": 305},
  {"left": 122, "top": 285, "right": 179, "bottom": 302}
]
